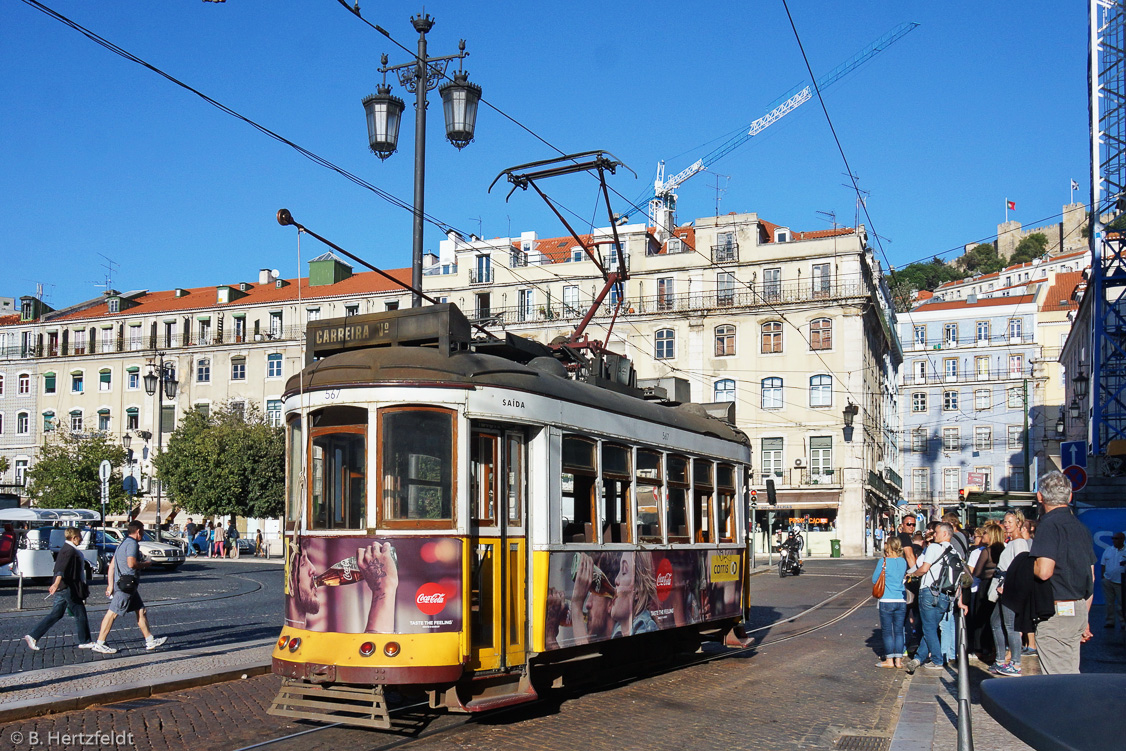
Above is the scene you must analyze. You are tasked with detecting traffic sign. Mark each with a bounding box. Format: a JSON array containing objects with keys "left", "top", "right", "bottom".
[
  {"left": 967, "top": 472, "right": 985, "bottom": 488},
  {"left": 122, "top": 476, "right": 138, "bottom": 496},
  {"left": 98, "top": 460, "right": 112, "bottom": 482},
  {"left": 1063, "top": 464, "right": 1088, "bottom": 492},
  {"left": 1062, "top": 440, "right": 1088, "bottom": 469}
]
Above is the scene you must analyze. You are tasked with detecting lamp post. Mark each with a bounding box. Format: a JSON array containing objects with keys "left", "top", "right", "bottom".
[
  {"left": 143, "top": 355, "right": 178, "bottom": 541},
  {"left": 362, "top": 12, "right": 482, "bottom": 307}
]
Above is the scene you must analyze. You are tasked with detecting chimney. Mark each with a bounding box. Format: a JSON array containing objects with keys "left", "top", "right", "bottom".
[{"left": 259, "top": 269, "right": 277, "bottom": 285}]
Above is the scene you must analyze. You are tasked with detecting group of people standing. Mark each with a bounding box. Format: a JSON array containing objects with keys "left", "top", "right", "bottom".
[
  {"left": 872, "top": 469, "right": 1099, "bottom": 677},
  {"left": 182, "top": 517, "right": 252, "bottom": 559}
]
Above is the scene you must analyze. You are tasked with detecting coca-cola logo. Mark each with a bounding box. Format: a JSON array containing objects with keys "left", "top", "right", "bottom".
[
  {"left": 415, "top": 583, "right": 449, "bottom": 615},
  {"left": 655, "top": 558, "right": 674, "bottom": 602}
]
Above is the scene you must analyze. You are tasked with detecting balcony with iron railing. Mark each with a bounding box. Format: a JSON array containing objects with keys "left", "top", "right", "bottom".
[
  {"left": 902, "top": 365, "right": 1036, "bottom": 386},
  {"left": 17, "top": 325, "right": 308, "bottom": 360},
  {"left": 711, "top": 242, "right": 739, "bottom": 264},
  {"left": 908, "top": 333, "right": 1037, "bottom": 351},
  {"left": 469, "top": 268, "right": 493, "bottom": 285},
  {"left": 750, "top": 467, "right": 843, "bottom": 488}
]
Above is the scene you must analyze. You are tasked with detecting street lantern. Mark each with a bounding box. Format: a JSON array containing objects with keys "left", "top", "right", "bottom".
[
  {"left": 843, "top": 400, "right": 859, "bottom": 428},
  {"left": 144, "top": 357, "right": 178, "bottom": 541},
  {"left": 362, "top": 78, "right": 405, "bottom": 160},
  {"left": 1056, "top": 415, "right": 1065, "bottom": 435},
  {"left": 121, "top": 433, "right": 131, "bottom": 451},
  {"left": 439, "top": 70, "right": 482, "bottom": 149},
  {"left": 1073, "top": 369, "right": 1089, "bottom": 399},
  {"left": 1069, "top": 398, "right": 1082, "bottom": 419}
]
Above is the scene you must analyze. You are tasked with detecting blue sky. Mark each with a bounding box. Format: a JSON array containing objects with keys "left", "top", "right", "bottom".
[{"left": 2, "top": 1, "right": 1089, "bottom": 308}]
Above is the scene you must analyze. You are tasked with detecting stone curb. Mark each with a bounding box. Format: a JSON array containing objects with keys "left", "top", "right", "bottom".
[{"left": 0, "top": 657, "right": 273, "bottom": 724}]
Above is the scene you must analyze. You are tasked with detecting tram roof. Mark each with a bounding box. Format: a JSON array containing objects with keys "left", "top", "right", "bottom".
[{"left": 286, "top": 345, "right": 748, "bottom": 447}]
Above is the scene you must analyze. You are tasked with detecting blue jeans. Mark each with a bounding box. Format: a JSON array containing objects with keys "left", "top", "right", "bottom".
[
  {"left": 940, "top": 605, "right": 956, "bottom": 663},
  {"left": 30, "top": 588, "right": 91, "bottom": 644},
  {"left": 917, "top": 588, "right": 950, "bottom": 665},
  {"left": 878, "top": 601, "right": 907, "bottom": 659}
]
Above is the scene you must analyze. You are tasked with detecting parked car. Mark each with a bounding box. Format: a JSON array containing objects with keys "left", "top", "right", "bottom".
[
  {"left": 89, "top": 529, "right": 121, "bottom": 575},
  {"left": 98, "top": 527, "right": 186, "bottom": 570}
]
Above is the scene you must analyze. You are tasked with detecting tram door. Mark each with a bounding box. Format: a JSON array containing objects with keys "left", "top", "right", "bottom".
[{"left": 469, "top": 428, "right": 527, "bottom": 671}]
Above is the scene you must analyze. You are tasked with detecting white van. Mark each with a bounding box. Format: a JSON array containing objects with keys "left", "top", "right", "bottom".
[{"left": 0, "top": 508, "right": 101, "bottom": 580}]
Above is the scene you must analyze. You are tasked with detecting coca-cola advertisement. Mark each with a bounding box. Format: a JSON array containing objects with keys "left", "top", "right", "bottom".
[
  {"left": 545, "top": 549, "right": 743, "bottom": 650},
  {"left": 285, "top": 535, "right": 461, "bottom": 634}
]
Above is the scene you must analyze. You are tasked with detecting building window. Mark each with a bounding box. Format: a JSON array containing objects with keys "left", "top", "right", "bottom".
[
  {"left": 943, "top": 427, "right": 960, "bottom": 451},
  {"left": 269, "top": 311, "right": 283, "bottom": 337},
  {"left": 655, "top": 328, "right": 675, "bottom": 360},
  {"left": 761, "top": 321, "right": 783, "bottom": 353},
  {"left": 761, "top": 377, "right": 783, "bottom": 409},
  {"left": 517, "top": 288, "right": 534, "bottom": 322},
  {"left": 68, "top": 411, "right": 82, "bottom": 432},
  {"left": 18, "top": 374, "right": 30, "bottom": 395},
  {"left": 974, "top": 426, "right": 992, "bottom": 451},
  {"left": 42, "top": 411, "right": 55, "bottom": 432},
  {"left": 944, "top": 358, "right": 958, "bottom": 381},
  {"left": 563, "top": 285, "right": 579, "bottom": 316},
  {"left": 657, "top": 277, "right": 675, "bottom": 311},
  {"left": 715, "top": 325, "right": 736, "bottom": 357},
  {"left": 912, "top": 392, "right": 927, "bottom": 412},
  {"left": 912, "top": 360, "right": 926, "bottom": 384},
  {"left": 230, "top": 400, "right": 245, "bottom": 421},
  {"left": 129, "top": 326, "right": 142, "bottom": 350},
  {"left": 911, "top": 428, "right": 927, "bottom": 452},
  {"left": 0, "top": 374, "right": 4, "bottom": 395},
  {"left": 975, "top": 356, "right": 990, "bottom": 380},
  {"left": 1007, "top": 387, "right": 1023, "bottom": 408},
  {"left": 1008, "top": 318, "right": 1023, "bottom": 340},
  {"left": 267, "top": 399, "right": 283, "bottom": 428},
  {"left": 717, "top": 272, "right": 736, "bottom": 306},
  {"left": 161, "top": 405, "right": 176, "bottom": 433},
  {"left": 43, "top": 372, "right": 55, "bottom": 394},
  {"left": 72, "top": 373, "right": 84, "bottom": 394},
  {"left": 943, "top": 390, "right": 959, "bottom": 411},
  {"left": 199, "top": 319, "right": 211, "bottom": 344},
  {"left": 714, "top": 378, "right": 735, "bottom": 403},
  {"left": 1010, "top": 472, "right": 1026, "bottom": 491},
  {"left": 385, "top": 300, "right": 399, "bottom": 313},
  {"left": 912, "top": 468, "right": 929, "bottom": 496},
  {"left": 761, "top": 437, "right": 783, "bottom": 478},
  {"left": 810, "top": 436, "right": 832, "bottom": 477},
  {"left": 196, "top": 358, "right": 211, "bottom": 383},
  {"left": 809, "top": 375, "right": 832, "bottom": 407},
  {"left": 126, "top": 407, "right": 139, "bottom": 431},
  {"left": 73, "top": 329, "right": 87, "bottom": 355},
  {"left": 975, "top": 388, "right": 991, "bottom": 410},
  {"left": 812, "top": 263, "right": 831, "bottom": 297},
  {"left": 16, "top": 412, "right": 30, "bottom": 434},
  {"left": 763, "top": 268, "right": 781, "bottom": 300},
  {"left": 1008, "top": 355, "right": 1023, "bottom": 377},
  {"left": 976, "top": 467, "right": 993, "bottom": 491},
  {"left": 1007, "top": 425, "right": 1024, "bottom": 451},
  {"left": 976, "top": 321, "right": 990, "bottom": 343},
  {"left": 101, "top": 328, "right": 113, "bottom": 352},
  {"left": 98, "top": 410, "right": 111, "bottom": 432},
  {"left": 231, "top": 358, "right": 246, "bottom": 381},
  {"left": 99, "top": 369, "right": 112, "bottom": 392},
  {"left": 810, "top": 318, "right": 832, "bottom": 350},
  {"left": 914, "top": 325, "right": 926, "bottom": 348},
  {"left": 267, "top": 353, "right": 283, "bottom": 378},
  {"left": 127, "top": 369, "right": 140, "bottom": 390},
  {"left": 345, "top": 304, "right": 359, "bottom": 317},
  {"left": 944, "top": 323, "right": 958, "bottom": 346}
]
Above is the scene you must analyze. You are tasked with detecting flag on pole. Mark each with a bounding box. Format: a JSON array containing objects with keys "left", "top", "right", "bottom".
[
  {"left": 1071, "top": 179, "right": 1079, "bottom": 191},
  {"left": 1006, "top": 200, "right": 1016, "bottom": 211}
]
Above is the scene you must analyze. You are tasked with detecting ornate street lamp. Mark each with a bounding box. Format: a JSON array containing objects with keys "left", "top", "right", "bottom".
[
  {"left": 144, "top": 355, "right": 178, "bottom": 540},
  {"left": 1069, "top": 398, "right": 1081, "bottom": 420},
  {"left": 1056, "top": 414, "right": 1066, "bottom": 435},
  {"left": 1073, "top": 369, "right": 1089, "bottom": 399},
  {"left": 363, "top": 13, "right": 481, "bottom": 307},
  {"left": 843, "top": 400, "right": 859, "bottom": 428}
]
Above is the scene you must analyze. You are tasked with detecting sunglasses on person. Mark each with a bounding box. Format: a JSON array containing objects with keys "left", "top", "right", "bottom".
[{"left": 904, "top": 521, "right": 916, "bottom": 527}]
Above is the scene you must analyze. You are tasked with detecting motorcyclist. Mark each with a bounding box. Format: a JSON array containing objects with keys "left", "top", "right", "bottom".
[{"left": 780, "top": 528, "right": 804, "bottom": 571}]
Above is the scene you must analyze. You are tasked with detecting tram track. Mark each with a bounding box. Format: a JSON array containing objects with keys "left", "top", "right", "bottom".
[{"left": 234, "top": 572, "right": 872, "bottom": 751}]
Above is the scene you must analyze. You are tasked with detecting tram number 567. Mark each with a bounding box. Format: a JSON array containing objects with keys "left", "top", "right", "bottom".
[{"left": 323, "top": 389, "right": 341, "bottom": 402}]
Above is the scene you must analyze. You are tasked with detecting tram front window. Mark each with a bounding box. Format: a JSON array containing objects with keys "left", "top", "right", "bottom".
[
  {"left": 381, "top": 408, "right": 454, "bottom": 525},
  {"left": 667, "top": 454, "right": 689, "bottom": 543},
  {"left": 693, "top": 459, "right": 713, "bottom": 543},
  {"left": 717, "top": 464, "right": 736, "bottom": 543},
  {"left": 636, "top": 449, "right": 663, "bottom": 543},
  {"left": 309, "top": 408, "right": 367, "bottom": 530},
  {"left": 601, "top": 443, "right": 631, "bottom": 543},
  {"left": 286, "top": 415, "right": 302, "bottom": 524},
  {"left": 561, "top": 435, "right": 596, "bottom": 543}
]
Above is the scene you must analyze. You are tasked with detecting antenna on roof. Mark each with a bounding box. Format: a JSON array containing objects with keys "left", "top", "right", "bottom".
[
  {"left": 91, "top": 253, "right": 120, "bottom": 292},
  {"left": 815, "top": 209, "right": 838, "bottom": 230}
]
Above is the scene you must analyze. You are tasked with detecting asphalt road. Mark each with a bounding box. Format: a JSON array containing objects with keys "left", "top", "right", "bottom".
[{"left": 0, "top": 559, "right": 906, "bottom": 751}]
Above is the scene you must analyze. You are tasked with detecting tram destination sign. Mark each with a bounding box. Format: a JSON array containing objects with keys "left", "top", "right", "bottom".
[{"left": 306, "top": 304, "right": 471, "bottom": 362}]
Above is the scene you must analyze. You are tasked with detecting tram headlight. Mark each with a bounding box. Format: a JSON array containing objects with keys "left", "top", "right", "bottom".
[
  {"left": 288, "top": 637, "right": 302, "bottom": 653},
  {"left": 278, "top": 636, "right": 289, "bottom": 650},
  {"left": 383, "top": 641, "right": 400, "bottom": 658},
  {"left": 359, "top": 641, "right": 377, "bottom": 657}
]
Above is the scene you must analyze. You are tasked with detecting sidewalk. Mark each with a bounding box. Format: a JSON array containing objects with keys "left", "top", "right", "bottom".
[{"left": 890, "top": 604, "right": 1126, "bottom": 751}]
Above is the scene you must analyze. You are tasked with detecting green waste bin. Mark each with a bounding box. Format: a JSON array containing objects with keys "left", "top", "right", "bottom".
[{"left": 830, "top": 539, "right": 841, "bottom": 558}]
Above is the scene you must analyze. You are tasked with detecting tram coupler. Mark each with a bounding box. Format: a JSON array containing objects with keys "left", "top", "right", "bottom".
[{"left": 724, "top": 623, "right": 753, "bottom": 648}]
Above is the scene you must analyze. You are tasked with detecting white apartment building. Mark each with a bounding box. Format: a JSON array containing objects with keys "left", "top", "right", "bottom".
[{"left": 424, "top": 211, "right": 903, "bottom": 555}]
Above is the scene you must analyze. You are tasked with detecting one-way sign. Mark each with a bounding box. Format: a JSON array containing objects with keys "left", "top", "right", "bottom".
[{"left": 1062, "top": 440, "right": 1087, "bottom": 469}]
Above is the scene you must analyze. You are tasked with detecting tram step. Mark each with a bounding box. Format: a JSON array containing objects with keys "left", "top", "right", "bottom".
[{"left": 267, "top": 680, "right": 392, "bottom": 730}]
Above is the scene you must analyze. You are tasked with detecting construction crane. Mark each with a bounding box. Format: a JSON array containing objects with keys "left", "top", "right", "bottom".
[{"left": 640, "top": 21, "right": 919, "bottom": 237}]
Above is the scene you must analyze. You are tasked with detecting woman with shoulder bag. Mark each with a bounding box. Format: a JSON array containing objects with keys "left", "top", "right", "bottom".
[
  {"left": 873, "top": 536, "right": 909, "bottom": 668},
  {"left": 971, "top": 522, "right": 1005, "bottom": 662}
]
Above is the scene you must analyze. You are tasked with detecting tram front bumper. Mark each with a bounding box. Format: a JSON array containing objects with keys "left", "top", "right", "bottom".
[{"left": 272, "top": 629, "right": 464, "bottom": 686}]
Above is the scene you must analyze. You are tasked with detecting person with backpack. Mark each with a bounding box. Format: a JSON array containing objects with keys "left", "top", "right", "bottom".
[
  {"left": 226, "top": 519, "right": 240, "bottom": 559},
  {"left": 905, "top": 522, "right": 960, "bottom": 672}
]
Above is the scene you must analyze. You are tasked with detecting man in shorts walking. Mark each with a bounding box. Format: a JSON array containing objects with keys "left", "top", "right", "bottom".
[{"left": 91, "top": 520, "right": 168, "bottom": 654}]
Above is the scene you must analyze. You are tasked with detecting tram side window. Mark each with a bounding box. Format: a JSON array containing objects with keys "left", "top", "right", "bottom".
[
  {"left": 380, "top": 407, "right": 455, "bottom": 526},
  {"left": 636, "top": 449, "right": 663, "bottom": 543},
  {"left": 716, "top": 464, "right": 737, "bottom": 543},
  {"left": 667, "top": 454, "right": 690, "bottom": 543},
  {"left": 309, "top": 406, "right": 367, "bottom": 530},
  {"left": 692, "top": 459, "right": 714, "bottom": 543},
  {"left": 561, "top": 435, "right": 596, "bottom": 543},
  {"left": 601, "top": 443, "right": 632, "bottom": 543},
  {"left": 286, "top": 415, "right": 302, "bottom": 524}
]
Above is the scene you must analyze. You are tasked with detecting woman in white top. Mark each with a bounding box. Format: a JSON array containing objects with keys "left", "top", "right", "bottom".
[{"left": 990, "top": 520, "right": 1033, "bottom": 675}]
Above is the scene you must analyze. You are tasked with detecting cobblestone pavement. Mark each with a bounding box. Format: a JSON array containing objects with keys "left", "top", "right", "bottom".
[{"left": 0, "top": 559, "right": 282, "bottom": 677}]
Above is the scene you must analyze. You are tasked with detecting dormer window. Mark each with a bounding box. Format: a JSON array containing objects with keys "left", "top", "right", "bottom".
[
  {"left": 107, "top": 298, "right": 120, "bottom": 313},
  {"left": 571, "top": 248, "right": 583, "bottom": 262},
  {"left": 668, "top": 238, "right": 683, "bottom": 254},
  {"left": 774, "top": 228, "right": 791, "bottom": 243}
]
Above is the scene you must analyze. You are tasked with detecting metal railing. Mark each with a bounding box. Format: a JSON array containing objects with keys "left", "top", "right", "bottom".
[
  {"left": 13, "top": 325, "right": 308, "bottom": 361},
  {"left": 908, "top": 333, "right": 1037, "bottom": 350},
  {"left": 469, "top": 268, "right": 493, "bottom": 285},
  {"left": 711, "top": 243, "right": 739, "bottom": 263},
  {"left": 751, "top": 467, "right": 843, "bottom": 487},
  {"left": 902, "top": 366, "right": 1035, "bottom": 385}
]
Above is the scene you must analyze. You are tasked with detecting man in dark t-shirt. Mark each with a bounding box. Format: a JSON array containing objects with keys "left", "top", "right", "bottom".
[
  {"left": 897, "top": 517, "right": 919, "bottom": 568},
  {"left": 1031, "top": 470, "right": 1097, "bottom": 675}
]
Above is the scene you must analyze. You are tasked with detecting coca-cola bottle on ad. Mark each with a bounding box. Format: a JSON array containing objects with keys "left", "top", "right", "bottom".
[
  {"left": 570, "top": 553, "right": 616, "bottom": 599},
  {"left": 313, "top": 556, "right": 362, "bottom": 588}
]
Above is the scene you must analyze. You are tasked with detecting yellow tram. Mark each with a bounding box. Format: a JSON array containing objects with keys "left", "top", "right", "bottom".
[{"left": 270, "top": 304, "right": 751, "bottom": 727}]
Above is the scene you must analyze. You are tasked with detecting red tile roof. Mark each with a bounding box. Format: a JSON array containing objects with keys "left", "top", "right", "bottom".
[
  {"left": 913, "top": 293, "right": 1037, "bottom": 313},
  {"left": 44, "top": 267, "right": 413, "bottom": 324},
  {"left": 1039, "top": 270, "right": 1085, "bottom": 313},
  {"left": 0, "top": 314, "right": 19, "bottom": 328},
  {"left": 935, "top": 249, "right": 1089, "bottom": 290}
]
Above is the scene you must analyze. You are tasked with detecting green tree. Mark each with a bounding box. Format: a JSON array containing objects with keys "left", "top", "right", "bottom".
[
  {"left": 1009, "top": 232, "right": 1048, "bottom": 265},
  {"left": 960, "top": 243, "right": 1005, "bottom": 275},
  {"left": 25, "top": 430, "right": 130, "bottom": 513},
  {"left": 0, "top": 456, "right": 9, "bottom": 477},
  {"left": 888, "top": 257, "right": 962, "bottom": 311},
  {"left": 154, "top": 402, "right": 284, "bottom": 519}
]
